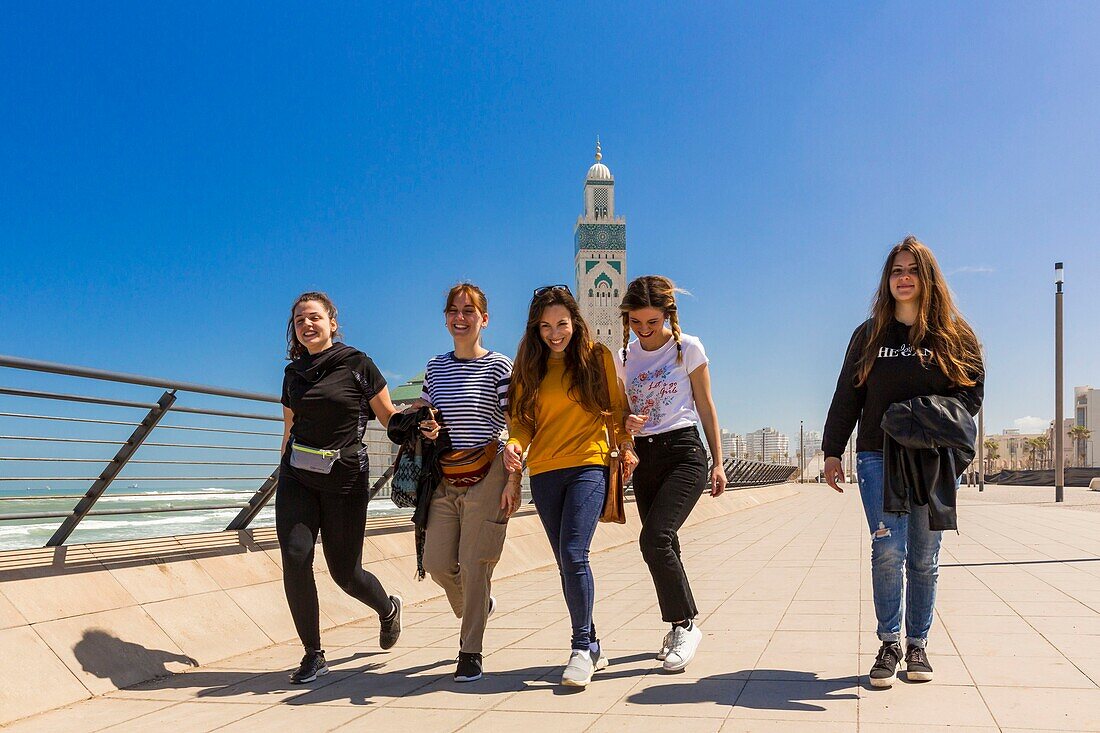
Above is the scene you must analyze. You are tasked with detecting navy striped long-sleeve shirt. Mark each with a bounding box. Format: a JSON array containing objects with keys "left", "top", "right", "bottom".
[{"left": 420, "top": 351, "right": 513, "bottom": 450}]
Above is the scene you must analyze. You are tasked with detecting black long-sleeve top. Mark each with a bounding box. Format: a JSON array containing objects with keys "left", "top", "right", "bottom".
[{"left": 822, "top": 319, "right": 984, "bottom": 458}]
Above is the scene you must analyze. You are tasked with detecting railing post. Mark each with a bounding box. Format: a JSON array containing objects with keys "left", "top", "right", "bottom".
[
  {"left": 225, "top": 467, "right": 280, "bottom": 531},
  {"left": 46, "top": 390, "right": 177, "bottom": 547}
]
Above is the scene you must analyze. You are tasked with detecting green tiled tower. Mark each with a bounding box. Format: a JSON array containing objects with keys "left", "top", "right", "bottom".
[{"left": 574, "top": 138, "right": 626, "bottom": 352}]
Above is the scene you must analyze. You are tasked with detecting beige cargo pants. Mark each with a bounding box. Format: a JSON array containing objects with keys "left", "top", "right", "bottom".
[{"left": 421, "top": 453, "right": 509, "bottom": 654}]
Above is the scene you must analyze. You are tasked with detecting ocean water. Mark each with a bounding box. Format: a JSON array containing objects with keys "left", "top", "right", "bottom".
[{"left": 0, "top": 486, "right": 412, "bottom": 551}]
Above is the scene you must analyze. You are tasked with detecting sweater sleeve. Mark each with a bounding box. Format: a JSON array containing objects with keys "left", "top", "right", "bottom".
[
  {"left": 822, "top": 322, "right": 870, "bottom": 458},
  {"left": 505, "top": 381, "right": 533, "bottom": 453},
  {"left": 951, "top": 360, "right": 985, "bottom": 417}
]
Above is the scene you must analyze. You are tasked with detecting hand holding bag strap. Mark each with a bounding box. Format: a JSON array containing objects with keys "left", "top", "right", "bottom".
[{"left": 597, "top": 344, "right": 628, "bottom": 524}]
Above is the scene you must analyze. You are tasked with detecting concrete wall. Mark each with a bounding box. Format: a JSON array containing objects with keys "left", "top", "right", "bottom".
[{"left": 0, "top": 484, "right": 797, "bottom": 725}]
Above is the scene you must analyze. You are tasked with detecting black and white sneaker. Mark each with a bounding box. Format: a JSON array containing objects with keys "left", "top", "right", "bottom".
[
  {"left": 454, "top": 652, "right": 483, "bottom": 682},
  {"left": 379, "top": 595, "right": 402, "bottom": 650},
  {"left": 905, "top": 645, "right": 934, "bottom": 682},
  {"left": 869, "top": 642, "right": 903, "bottom": 688},
  {"left": 290, "top": 650, "right": 328, "bottom": 684}
]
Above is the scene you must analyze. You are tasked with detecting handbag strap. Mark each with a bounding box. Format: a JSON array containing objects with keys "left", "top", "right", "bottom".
[{"left": 598, "top": 345, "right": 624, "bottom": 457}]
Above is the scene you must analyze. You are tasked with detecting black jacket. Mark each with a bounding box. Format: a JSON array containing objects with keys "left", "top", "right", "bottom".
[
  {"left": 386, "top": 407, "right": 450, "bottom": 579},
  {"left": 881, "top": 395, "right": 977, "bottom": 531}
]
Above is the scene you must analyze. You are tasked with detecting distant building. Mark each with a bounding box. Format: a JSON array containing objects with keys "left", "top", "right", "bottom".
[
  {"left": 746, "top": 427, "right": 790, "bottom": 464},
  {"left": 1074, "top": 385, "right": 1098, "bottom": 466},
  {"left": 984, "top": 429, "right": 1045, "bottom": 470},
  {"left": 574, "top": 139, "right": 626, "bottom": 353},
  {"left": 721, "top": 429, "right": 747, "bottom": 461}
]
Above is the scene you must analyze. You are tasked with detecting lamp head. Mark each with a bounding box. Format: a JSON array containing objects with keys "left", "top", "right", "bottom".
[{"left": 1055, "top": 262, "right": 1064, "bottom": 285}]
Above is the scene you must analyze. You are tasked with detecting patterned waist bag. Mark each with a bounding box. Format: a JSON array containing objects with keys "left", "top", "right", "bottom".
[{"left": 438, "top": 442, "right": 499, "bottom": 487}]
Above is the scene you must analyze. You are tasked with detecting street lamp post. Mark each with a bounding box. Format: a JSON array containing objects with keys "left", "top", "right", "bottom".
[{"left": 1055, "top": 262, "right": 1065, "bottom": 503}]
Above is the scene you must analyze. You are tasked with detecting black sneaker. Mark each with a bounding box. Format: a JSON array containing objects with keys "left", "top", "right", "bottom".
[
  {"left": 905, "top": 645, "right": 934, "bottom": 682},
  {"left": 454, "top": 652, "right": 483, "bottom": 682},
  {"left": 869, "top": 642, "right": 903, "bottom": 688},
  {"left": 379, "top": 595, "right": 402, "bottom": 650},
  {"left": 290, "top": 650, "right": 328, "bottom": 684}
]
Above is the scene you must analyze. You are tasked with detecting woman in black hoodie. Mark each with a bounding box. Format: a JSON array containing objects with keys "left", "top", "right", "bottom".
[
  {"left": 822, "top": 237, "right": 983, "bottom": 689},
  {"left": 279, "top": 291, "right": 403, "bottom": 684}
]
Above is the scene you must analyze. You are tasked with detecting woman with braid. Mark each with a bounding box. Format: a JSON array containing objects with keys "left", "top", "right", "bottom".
[{"left": 616, "top": 275, "right": 727, "bottom": 672}]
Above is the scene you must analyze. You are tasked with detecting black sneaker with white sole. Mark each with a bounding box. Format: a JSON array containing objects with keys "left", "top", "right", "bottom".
[
  {"left": 290, "top": 650, "right": 328, "bottom": 684},
  {"left": 869, "top": 642, "right": 903, "bottom": 688},
  {"left": 379, "top": 595, "right": 402, "bottom": 650},
  {"left": 454, "top": 652, "right": 483, "bottom": 682},
  {"left": 905, "top": 645, "right": 934, "bottom": 682}
]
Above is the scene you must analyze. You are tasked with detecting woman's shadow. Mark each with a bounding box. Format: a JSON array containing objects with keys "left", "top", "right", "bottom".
[{"left": 626, "top": 670, "right": 859, "bottom": 712}]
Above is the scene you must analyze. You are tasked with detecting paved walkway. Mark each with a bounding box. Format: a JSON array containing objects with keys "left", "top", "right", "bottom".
[{"left": 9, "top": 484, "right": 1100, "bottom": 732}]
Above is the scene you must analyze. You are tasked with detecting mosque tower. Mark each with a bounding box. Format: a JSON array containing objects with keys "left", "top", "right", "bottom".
[{"left": 574, "top": 138, "right": 627, "bottom": 353}]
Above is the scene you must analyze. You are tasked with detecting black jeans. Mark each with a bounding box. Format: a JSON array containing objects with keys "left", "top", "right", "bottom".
[
  {"left": 276, "top": 471, "right": 392, "bottom": 651},
  {"left": 633, "top": 426, "right": 708, "bottom": 622}
]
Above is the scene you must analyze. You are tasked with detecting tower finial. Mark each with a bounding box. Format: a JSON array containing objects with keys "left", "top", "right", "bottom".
[{"left": 595, "top": 136, "right": 602, "bottom": 162}]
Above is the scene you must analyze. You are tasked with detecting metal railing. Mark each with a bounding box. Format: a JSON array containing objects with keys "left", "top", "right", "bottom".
[
  {"left": 0, "top": 355, "right": 402, "bottom": 549},
  {"left": 722, "top": 458, "right": 799, "bottom": 487},
  {"left": 2, "top": 354, "right": 797, "bottom": 550}
]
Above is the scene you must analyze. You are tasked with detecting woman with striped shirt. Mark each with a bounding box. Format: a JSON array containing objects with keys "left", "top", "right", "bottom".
[{"left": 415, "top": 283, "right": 517, "bottom": 683}]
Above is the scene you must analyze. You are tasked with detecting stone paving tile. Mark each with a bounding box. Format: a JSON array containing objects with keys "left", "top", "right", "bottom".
[{"left": 980, "top": 686, "right": 1100, "bottom": 731}]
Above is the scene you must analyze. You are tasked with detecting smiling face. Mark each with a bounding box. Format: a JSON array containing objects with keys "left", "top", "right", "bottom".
[
  {"left": 889, "top": 250, "right": 921, "bottom": 304},
  {"left": 627, "top": 306, "right": 668, "bottom": 347},
  {"left": 445, "top": 291, "right": 488, "bottom": 345},
  {"left": 293, "top": 300, "right": 336, "bottom": 355},
  {"left": 538, "top": 304, "right": 574, "bottom": 354}
]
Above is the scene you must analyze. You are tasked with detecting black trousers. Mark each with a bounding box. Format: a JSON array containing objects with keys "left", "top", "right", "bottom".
[
  {"left": 633, "top": 426, "right": 708, "bottom": 622},
  {"left": 276, "top": 471, "right": 392, "bottom": 651}
]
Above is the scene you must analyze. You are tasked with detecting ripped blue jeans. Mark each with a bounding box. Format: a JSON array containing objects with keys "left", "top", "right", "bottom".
[{"left": 856, "top": 451, "right": 943, "bottom": 648}]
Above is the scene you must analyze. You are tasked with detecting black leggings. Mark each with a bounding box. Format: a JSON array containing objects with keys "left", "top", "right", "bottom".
[{"left": 276, "top": 471, "right": 392, "bottom": 651}]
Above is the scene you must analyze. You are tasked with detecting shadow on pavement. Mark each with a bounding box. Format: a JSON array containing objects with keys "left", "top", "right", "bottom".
[{"left": 627, "top": 671, "right": 858, "bottom": 712}]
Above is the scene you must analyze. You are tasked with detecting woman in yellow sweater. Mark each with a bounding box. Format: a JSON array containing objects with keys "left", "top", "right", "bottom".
[{"left": 503, "top": 285, "right": 637, "bottom": 688}]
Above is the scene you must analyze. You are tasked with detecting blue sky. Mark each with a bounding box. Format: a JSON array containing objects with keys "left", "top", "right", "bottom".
[{"left": 3, "top": 1, "right": 1098, "bottom": 443}]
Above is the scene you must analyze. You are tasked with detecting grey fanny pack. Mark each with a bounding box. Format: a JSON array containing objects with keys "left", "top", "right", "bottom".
[{"left": 288, "top": 440, "right": 361, "bottom": 474}]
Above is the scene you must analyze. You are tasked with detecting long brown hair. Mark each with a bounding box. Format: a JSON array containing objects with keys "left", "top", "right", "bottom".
[
  {"left": 508, "top": 288, "right": 609, "bottom": 435},
  {"left": 855, "top": 236, "right": 982, "bottom": 387},
  {"left": 286, "top": 291, "right": 342, "bottom": 360},
  {"left": 619, "top": 275, "right": 685, "bottom": 365}
]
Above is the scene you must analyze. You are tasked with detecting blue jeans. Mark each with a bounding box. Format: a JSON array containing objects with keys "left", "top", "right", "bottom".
[
  {"left": 856, "top": 451, "right": 943, "bottom": 648},
  {"left": 530, "top": 466, "right": 607, "bottom": 650}
]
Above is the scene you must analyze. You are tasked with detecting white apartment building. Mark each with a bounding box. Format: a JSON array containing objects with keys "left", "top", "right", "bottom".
[
  {"left": 720, "top": 429, "right": 747, "bottom": 461},
  {"left": 746, "top": 427, "right": 790, "bottom": 464}
]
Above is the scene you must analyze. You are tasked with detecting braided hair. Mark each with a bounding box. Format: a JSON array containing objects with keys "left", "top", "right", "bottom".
[{"left": 618, "top": 275, "right": 685, "bottom": 365}]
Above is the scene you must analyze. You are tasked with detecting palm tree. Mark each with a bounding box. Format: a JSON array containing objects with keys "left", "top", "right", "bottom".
[
  {"left": 1034, "top": 434, "right": 1051, "bottom": 469},
  {"left": 1025, "top": 436, "right": 1042, "bottom": 469},
  {"left": 985, "top": 435, "right": 1003, "bottom": 471},
  {"left": 983, "top": 438, "right": 1000, "bottom": 474},
  {"left": 1069, "top": 425, "right": 1092, "bottom": 467}
]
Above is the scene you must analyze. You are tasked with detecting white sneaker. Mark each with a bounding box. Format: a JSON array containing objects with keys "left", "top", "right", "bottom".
[
  {"left": 561, "top": 649, "right": 594, "bottom": 687},
  {"left": 662, "top": 622, "right": 702, "bottom": 672},
  {"left": 656, "top": 629, "right": 673, "bottom": 661}
]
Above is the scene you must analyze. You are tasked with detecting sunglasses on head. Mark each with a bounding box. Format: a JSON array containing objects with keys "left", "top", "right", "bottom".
[{"left": 533, "top": 284, "right": 572, "bottom": 297}]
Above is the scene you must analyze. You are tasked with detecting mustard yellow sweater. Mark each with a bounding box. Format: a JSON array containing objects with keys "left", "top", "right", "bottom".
[{"left": 507, "top": 345, "right": 632, "bottom": 476}]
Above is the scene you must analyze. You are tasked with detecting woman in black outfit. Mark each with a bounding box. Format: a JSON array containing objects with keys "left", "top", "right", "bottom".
[
  {"left": 822, "top": 237, "right": 983, "bottom": 689},
  {"left": 279, "top": 291, "right": 403, "bottom": 684}
]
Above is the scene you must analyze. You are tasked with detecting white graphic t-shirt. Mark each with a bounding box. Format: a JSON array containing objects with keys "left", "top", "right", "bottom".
[{"left": 615, "top": 333, "right": 709, "bottom": 436}]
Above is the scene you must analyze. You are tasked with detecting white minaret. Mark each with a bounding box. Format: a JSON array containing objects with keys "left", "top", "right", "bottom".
[{"left": 574, "top": 138, "right": 627, "bottom": 353}]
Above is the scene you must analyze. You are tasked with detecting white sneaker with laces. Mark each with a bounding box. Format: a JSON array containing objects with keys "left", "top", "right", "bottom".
[{"left": 662, "top": 622, "right": 702, "bottom": 672}]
